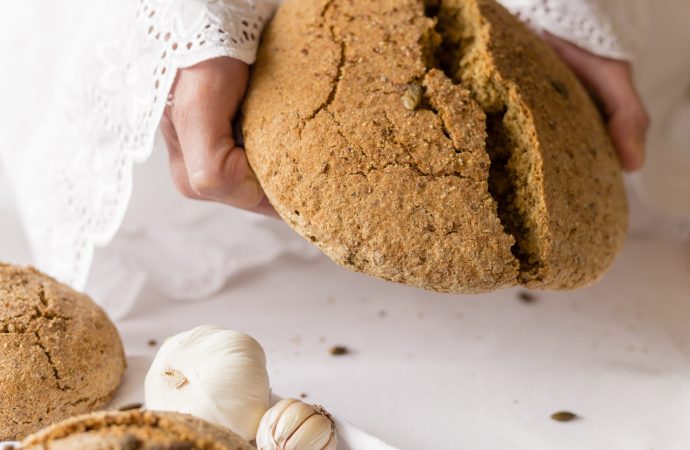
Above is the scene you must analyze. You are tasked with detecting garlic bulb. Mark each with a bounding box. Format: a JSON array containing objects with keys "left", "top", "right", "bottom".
[
  {"left": 256, "top": 399, "right": 337, "bottom": 450},
  {"left": 144, "top": 325, "right": 270, "bottom": 441}
]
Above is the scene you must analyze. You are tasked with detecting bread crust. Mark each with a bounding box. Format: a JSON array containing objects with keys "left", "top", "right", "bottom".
[
  {"left": 0, "top": 263, "right": 126, "bottom": 440},
  {"left": 21, "top": 410, "right": 254, "bottom": 450},
  {"left": 242, "top": 0, "right": 627, "bottom": 292}
]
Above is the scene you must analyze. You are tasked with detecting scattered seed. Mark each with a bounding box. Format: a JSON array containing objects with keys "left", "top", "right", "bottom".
[
  {"left": 329, "top": 345, "right": 350, "bottom": 356},
  {"left": 300, "top": 392, "right": 308, "bottom": 399},
  {"left": 148, "top": 339, "right": 158, "bottom": 347},
  {"left": 550, "top": 79, "right": 569, "bottom": 98},
  {"left": 518, "top": 291, "right": 537, "bottom": 304},
  {"left": 551, "top": 411, "right": 578, "bottom": 422},
  {"left": 118, "top": 402, "right": 143, "bottom": 411},
  {"left": 401, "top": 83, "right": 423, "bottom": 110}
]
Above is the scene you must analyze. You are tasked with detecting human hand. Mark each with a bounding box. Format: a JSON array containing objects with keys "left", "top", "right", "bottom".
[
  {"left": 542, "top": 32, "right": 650, "bottom": 171},
  {"left": 161, "top": 57, "right": 276, "bottom": 215}
]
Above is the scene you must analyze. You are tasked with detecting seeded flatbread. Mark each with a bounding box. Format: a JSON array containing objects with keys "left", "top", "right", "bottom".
[{"left": 242, "top": 0, "right": 627, "bottom": 292}]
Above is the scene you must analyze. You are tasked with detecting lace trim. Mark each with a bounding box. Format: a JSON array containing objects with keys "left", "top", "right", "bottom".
[
  {"left": 10, "top": 0, "right": 274, "bottom": 290},
  {"left": 499, "top": 0, "right": 647, "bottom": 60}
]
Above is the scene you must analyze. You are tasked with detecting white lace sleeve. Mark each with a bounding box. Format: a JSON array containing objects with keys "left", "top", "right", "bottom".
[
  {"left": 498, "top": 0, "right": 650, "bottom": 60},
  {"left": 0, "top": 0, "right": 278, "bottom": 290}
]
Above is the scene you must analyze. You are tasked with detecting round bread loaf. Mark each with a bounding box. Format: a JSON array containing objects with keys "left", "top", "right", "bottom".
[
  {"left": 242, "top": 0, "right": 627, "bottom": 292},
  {"left": 0, "top": 263, "right": 126, "bottom": 441},
  {"left": 21, "top": 410, "right": 254, "bottom": 450}
]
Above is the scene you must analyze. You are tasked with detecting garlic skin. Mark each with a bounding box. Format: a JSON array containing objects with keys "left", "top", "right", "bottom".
[
  {"left": 144, "top": 325, "right": 270, "bottom": 441},
  {"left": 256, "top": 399, "right": 337, "bottom": 450}
]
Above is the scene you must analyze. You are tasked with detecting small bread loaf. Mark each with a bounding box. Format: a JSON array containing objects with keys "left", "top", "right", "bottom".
[
  {"left": 242, "top": 0, "right": 627, "bottom": 292},
  {"left": 21, "top": 410, "right": 254, "bottom": 450},
  {"left": 0, "top": 263, "right": 126, "bottom": 440}
]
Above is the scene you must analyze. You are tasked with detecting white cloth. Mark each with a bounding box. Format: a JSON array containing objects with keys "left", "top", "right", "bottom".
[
  {"left": 0, "top": 0, "right": 276, "bottom": 291},
  {"left": 0, "top": 0, "right": 653, "bottom": 302},
  {"left": 500, "top": 0, "right": 649, "bottom": 59}
]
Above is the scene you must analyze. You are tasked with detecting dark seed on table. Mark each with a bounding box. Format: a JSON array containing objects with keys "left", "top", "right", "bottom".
[
  {"left": 300, "top": 392, "right": 308, "bottom": 398},
  {"left": 330, "top": 345, "right": 350, "bottom": 356},
  {"left": 148, "top": 339, "right": 158, "bottom": 346},
  {"left": 551, "top": 411, "right": 578, "bottom": 422},
  {"left": 518, "top": 291, "right": 537, "bottom": 303}
]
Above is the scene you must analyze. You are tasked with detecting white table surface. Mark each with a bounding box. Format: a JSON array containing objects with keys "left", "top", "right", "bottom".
[{"left": 2, "top": 169, "right": 690, "bottom": 450}]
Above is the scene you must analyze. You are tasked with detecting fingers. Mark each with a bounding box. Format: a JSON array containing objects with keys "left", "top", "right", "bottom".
[
  {"left": 584, "top": 62, "right": 650, "bottom": 171},
  {"left": 161, "top": 110, "right": 199, "bottom": 199},
  {"left": 542, "top": 32, "right": 650, "bottom": 171},
  {"left": 607, "top": 100, "right": 650, "bottom": 171},
  {"left": 169, "top": 57, "right": 268, "bottom": 210}
]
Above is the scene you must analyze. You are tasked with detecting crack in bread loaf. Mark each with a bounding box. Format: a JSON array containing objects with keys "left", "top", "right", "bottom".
[{"left": 242, "top": 0, "right": 627, "bottom": 292}]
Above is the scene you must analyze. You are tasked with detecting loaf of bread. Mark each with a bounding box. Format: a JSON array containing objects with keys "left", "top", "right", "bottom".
[
  {"left": 0, "top": 263, "right": 126, "bottom": 441},
  {"left": 242, "top": 0, "right": 627, "bottom": 292},
  {"left": 21, "top": 410, "right": 254, "bottom": 450}
]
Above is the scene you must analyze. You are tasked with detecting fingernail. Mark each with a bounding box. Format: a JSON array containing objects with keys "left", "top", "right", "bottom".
[{"left": 227, "top": 172, "right": 265, "bottom": 208}]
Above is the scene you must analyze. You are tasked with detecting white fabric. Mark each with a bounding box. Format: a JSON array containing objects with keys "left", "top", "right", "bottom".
[
  {"left": 0, "top": 0, "right": 275, "bottom": 291},
  {"left": 500, "top": 0, "right": 649, "bottom": 59},
  {"left": 0, "top": 0, "right": 652, "bottom": 299},
  {"left": 85, "top": 135, "right": 320, "bottom": 320}
]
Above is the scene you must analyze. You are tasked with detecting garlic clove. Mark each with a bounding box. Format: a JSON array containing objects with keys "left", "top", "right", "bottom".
[
  {"left": 145, "top": 325, "right": 270, "bottom": 441},
  {"left": 273, "top": 401, "right": 319, "bottom": 445},
  {"left": 284, "top": 413, "right": 336, "bottom": 450},
  {"left": 256, "top": 399, "right": 337, "bottom": 450}
]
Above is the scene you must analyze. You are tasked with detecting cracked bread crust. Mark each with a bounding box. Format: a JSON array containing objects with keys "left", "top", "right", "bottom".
[
  {"left": 0, "top": 263, "right": 126, "bottom": 441},
  {"left": 21, "top": 410, "right": 253, "bottom": 450},
  {"left": 242, "top": 0, "right": 627, "bottom": 292},
  {"left": 244, "top": 0, "right": 517, "bottom": 293},
  {"left": 460, "top": 0, "right": 628, "bottom": 288}
]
